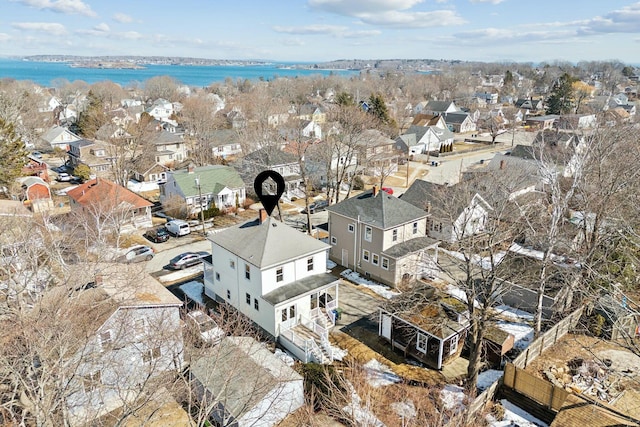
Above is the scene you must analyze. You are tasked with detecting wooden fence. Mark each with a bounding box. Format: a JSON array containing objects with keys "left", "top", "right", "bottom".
[
  {"left": 465, "top": 305, "right": 584, "bottom": 423},
  {"left": 503, "top": 363, "right": 568, "bottom": 411},
  {"left": 512, "top": 306, "right": 584, "bottom": 369}
]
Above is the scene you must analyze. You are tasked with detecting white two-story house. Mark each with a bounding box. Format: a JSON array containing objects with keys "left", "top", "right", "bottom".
[{"left": 203, "top": 211, "right": 340, "bottom": 363}]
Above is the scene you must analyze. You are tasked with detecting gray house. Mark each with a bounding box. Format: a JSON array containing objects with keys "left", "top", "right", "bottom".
[
  {"left": 190, "top": 336, "right": 304, "bottom": 427},
  {"left": 327, "top": 187, "right": 439, "bottom": 287}
]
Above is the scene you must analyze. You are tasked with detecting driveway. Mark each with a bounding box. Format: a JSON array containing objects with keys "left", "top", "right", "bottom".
[
  {"left": 335, "top": 280, "right": 383, "bottom": 329},
  {"left": 145, "top": 236, "right": 211, "bottom": 273}
]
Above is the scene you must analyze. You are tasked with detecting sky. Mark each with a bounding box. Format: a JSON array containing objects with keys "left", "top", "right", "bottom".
[{"left": 1, "top": 0, "right": 639, "bottom": 64}]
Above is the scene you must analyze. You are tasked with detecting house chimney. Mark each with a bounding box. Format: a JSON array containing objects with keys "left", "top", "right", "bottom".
[
  {"left": 500, "top": 160, "right": 506, "bottom": 170},
  {"left": 259, "top": 208, "right": 268, "bottom": 224},
  {"left": 372, "top": 185, "right": 378, "bottom": 197},
  {"left": 187, "top": 163, "right": 195, "bottom": 174}
]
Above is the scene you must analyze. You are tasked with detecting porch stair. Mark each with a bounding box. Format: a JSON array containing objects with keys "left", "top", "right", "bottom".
[
  {"left": 317, "top": 308, "right": 334, "bottom": 329},
  {"left": 290, "top": 325, "right": 332, "bottom": 364}
]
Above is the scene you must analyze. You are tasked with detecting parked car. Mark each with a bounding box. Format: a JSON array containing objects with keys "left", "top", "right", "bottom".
[
  {"left": 168, "top": 251, "right": 209, "bottom": 270},
  {"left": 144, "top": 226, "right": 170, "bottom": 243},
  {"left": 31, "top": 151, "right": 43, "bottom": 159},
  {"left": 53, "top": 165, "right": 68, "bottom": 173},
  {"left": 185, "top": 310, "right": 224, "bottom": 346},
  {"left": 301, "top": 199, "right": 329, "bottom": 214},
  {"left": 166, "top": 219, "right": 191, "bottom": 237},
  {"left": 382, "top": 187, "right": 394, "bottom": 195},
  {"left": 120, "top": 245, "right": 154, "bottom": 263},
  {"left": 56, "top": 172, "right": 74, "bottom": 182}
]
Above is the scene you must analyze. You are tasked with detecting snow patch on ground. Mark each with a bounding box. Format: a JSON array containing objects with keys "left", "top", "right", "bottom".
[
  {"left": 157, "top": 265, "right": 203, "bottom": 283},
  {"left": 363, "top": 359, "right": 401, "bottom": 387},
  {"left": 274, "top": 348, "right": 296, "bottom": 367},
  {"left": 441, "top": 249, "right": 507, "bottom": 270},
  {"left": 494, "top": 305, "right": 534, "bottom": 321},
  {"left": 391, "top": 400, "right": 416, "bottom": 422},
  {"left": 487, "top": 399, "right": 549, "bottom": 427},
  {"left": 440, "top": 384, "right": 548, "bottom": 427},
  {"left": 342, "top": 382, "right": 385, "bottom": 427},
  {"left": 440, "top": 384, "right": 467, "bottom": 414},
  {"left": 327, "top": 259, "right": 337, "bottom": 269},
  {"left": 127, "top": 180, "right": 159, "bottom": 193},
  {"left": 444, "top": 284, "right": 479, "bottom": 308},
  {"left": 496, "top": 321, "right": 534, "bottom": 351},
  {"left": 179, "top": 280, "right": 205, "bottom": 306},
  {"left": 340, "top": 269, "right": 400, "bottom": 299},
  {"left": 331, "top": 345, "right": 348, "bottom": 361},
  {"left": 477, "top": 370, "right": 503, "bottom": 391}
]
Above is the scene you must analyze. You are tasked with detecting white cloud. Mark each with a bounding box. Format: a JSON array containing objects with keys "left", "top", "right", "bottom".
[
  {"left": 93, "top": 23, "right": 110, "bottom": 32},
  {"left": 578, "top": 2, "right": 640, "bottom": 34},
  {"left": 308, "top": 0, "right": 424, "bottom": 16},
  {"left": 358, "top": 10, "right": 466, "bottom": 27},
  {"left": 0, "top": 33, "right": 11, "bottom": 42},
  {"left": 308, "top": 0, "right": 464, "bottom": 28},
  {"left": 115, "top": 31, "right": 143, "bottom": 40},
  {"left": 113, "top": 13, "right": 133, "bottom": 24},
  {"left": 75, "top": 23, "right": 111, "bottom": 36},
  {"left": 273, "top": 24, "right": 382, "bottom": 38},
  {"left": 469, "top": 0, "right": 507, "bottom": 4},
  {"left": 16, "top": 0, "right": 96, "bottom": 17},
  {"left": 449, "top": 27, "right": 577, "bottom": 46},
  {"left": 11, "top": 22, "right": 67, "bottom": 36},
  {"left": 273, "top": 24, "right": 349, "bottom": 35}
]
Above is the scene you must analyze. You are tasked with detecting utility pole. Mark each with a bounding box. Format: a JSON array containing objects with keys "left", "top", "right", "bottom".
[
  {"left": 406, "top": 155, "right": 410, "bottom": 188},
  {"left": 195, "top": 176, "right": 206, "bottom": 235}
]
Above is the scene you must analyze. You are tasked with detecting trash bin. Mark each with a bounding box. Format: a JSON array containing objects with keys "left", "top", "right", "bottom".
[{"left": 333, "top": 308, "right": 342, "bottom": 321}]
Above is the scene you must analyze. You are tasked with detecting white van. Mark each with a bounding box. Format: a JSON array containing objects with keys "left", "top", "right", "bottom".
[{"left": 166, "top": 219, "right": 191, "bottom": 237}]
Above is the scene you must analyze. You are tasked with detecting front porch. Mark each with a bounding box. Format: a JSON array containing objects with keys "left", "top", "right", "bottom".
[{"left": 269, "top": 280, "right": 339, "bottom": 364}]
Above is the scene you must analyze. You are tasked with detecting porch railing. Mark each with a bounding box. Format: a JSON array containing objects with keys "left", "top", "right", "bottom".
[
  {"left": 300, "top": 315, "right": 328, "bottom": 340},
  {"left": 320, "top": 333, "right": 334, "bottom": 361},
  {"left": 280, "top": 328, "right": 329, "bottom": 364}
]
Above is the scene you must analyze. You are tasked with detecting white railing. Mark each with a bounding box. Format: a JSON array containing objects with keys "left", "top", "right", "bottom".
[
  {"left": 320, "top": 334, "right": 334, "bottom": 361},
  {"left": 280, "top": 317, "right": 297, "bottom": 332},
  {"left": 307, "top": 338, "right": 326, "bottom": 363},
  {"left": 301, "top": 315, "right": 328, "bottom": 340}
]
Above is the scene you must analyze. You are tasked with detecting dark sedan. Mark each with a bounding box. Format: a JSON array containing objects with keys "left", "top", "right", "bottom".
[{"left": 144, "top": 227, "right": 170, "bottom": 243}]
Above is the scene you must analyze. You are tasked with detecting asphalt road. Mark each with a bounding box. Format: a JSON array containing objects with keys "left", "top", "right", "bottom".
[{"left": 145, "top": 235, "right": 211, "bottom": 273}]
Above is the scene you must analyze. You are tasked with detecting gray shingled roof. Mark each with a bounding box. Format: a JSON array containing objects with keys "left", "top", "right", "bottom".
[
  {"left": 190, "top": 336, "right": 301, "bottom": 422},
  {"left": 327, "top": 190, "right": 427, "bottom": 229},
  {"left": 244, "top": 146, "right": 297, "bottom": 167},
  {"left": 425, "top": 100, "right": 455, "bottom": 113},
  {"left": 399, "top": 179, "right": 445, "bottom": 211},
  {"left": 405, "top": 125, "right": 429, "bottom": 141},
  {"left": 209, "top": 216, "right": 329, "bottom": 269},
  {"left": 263, "top": 273, "right": 338, "bottom": 305},
  {"left": 443, "top": 112, "right": 470, "bottom": 124},
  {"left": 382, "top": 236, "right": 439, "bottom": 259}
]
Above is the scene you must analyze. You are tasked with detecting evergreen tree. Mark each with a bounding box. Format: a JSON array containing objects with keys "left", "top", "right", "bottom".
[
  {"left": 77, "top": 90, "right": 108, "bottom": 138},
  {"left": 0, "top": 118, "right": 28, "bottom": 191},
  {"left": 545, "top": 73, "right": 577, "bottom": 115},
  {"left": 368, "top": 93, "right": 393, "bottom": 125}
]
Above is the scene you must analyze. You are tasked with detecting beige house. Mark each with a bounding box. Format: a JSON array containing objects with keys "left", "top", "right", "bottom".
[{"left": 327, "top": 187, "right": 439, "bottom": 288}]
